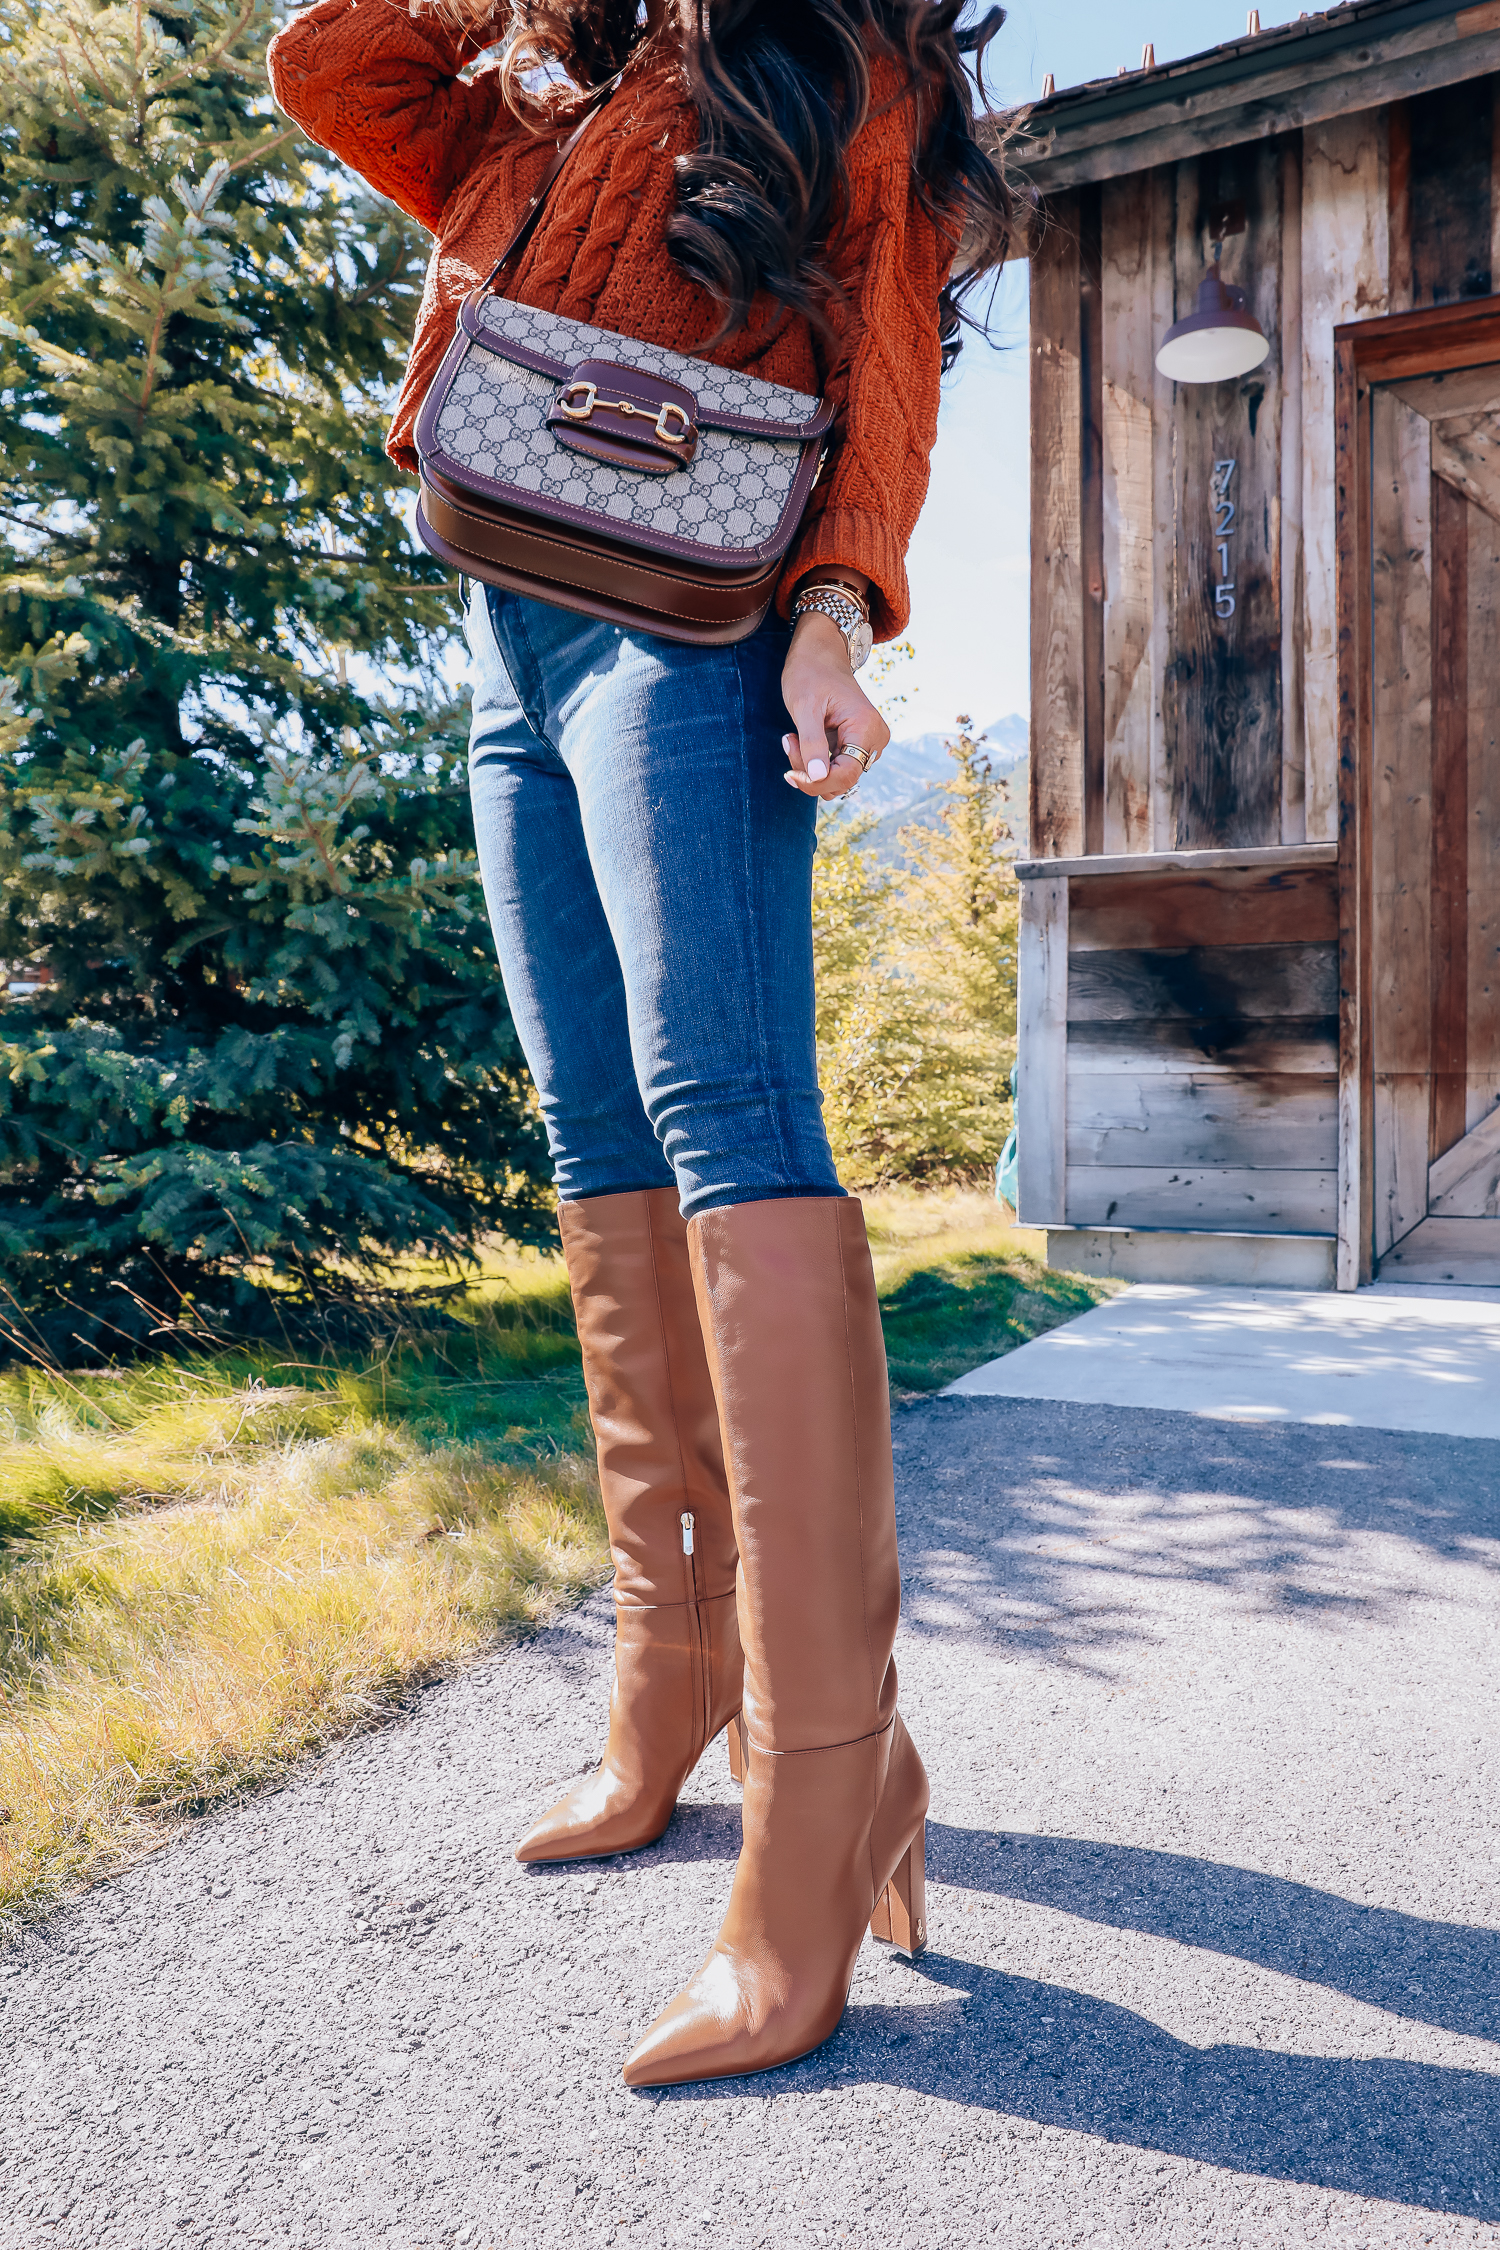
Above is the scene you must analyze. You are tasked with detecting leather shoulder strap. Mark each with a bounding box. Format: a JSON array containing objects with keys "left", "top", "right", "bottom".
[{"left": 482, "top": 71, "right": 624, "bottom": 295}]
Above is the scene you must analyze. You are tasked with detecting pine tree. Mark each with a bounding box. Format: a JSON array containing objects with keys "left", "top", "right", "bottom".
[
  {"left": 887, "top": 717, "right": 1018, "bottom": 1174},
  {"left": 813, "top": 721, "right": 1018, "bottom": 1186},
  {"left": 811, "top": 807, "right": 932, "bottom": 1178},
  {"left": 0, "top": 0, "right": 550, "bottom": 1361}
]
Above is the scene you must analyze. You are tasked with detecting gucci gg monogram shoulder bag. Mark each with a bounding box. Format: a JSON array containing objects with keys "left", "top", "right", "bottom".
[{"left": 414, "top": 77, "right": 835, "bottom": 645}]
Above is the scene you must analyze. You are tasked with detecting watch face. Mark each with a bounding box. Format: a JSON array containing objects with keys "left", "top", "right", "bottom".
[{"left": 850, "top": 620, "right": 874, "bottom": 671}]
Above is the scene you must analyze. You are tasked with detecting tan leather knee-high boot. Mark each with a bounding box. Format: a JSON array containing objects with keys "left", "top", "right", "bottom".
[
  {"left": 514, "top": 1188, "right": 743, "bottom": 1864},
  {"left": 622, "top": 1195, "right": 928, "bottom": 2085}
]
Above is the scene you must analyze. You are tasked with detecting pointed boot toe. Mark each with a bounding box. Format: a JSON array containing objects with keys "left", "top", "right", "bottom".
[
  {"left": 512, "top": 1598, "right": 743, "bottom": 1863},
  {"left": 623, "top": 1721, "right": 927, "bottom": 2085},
  {"left": 621, "top": 1959, "right": 735, "bottom": 2087},
  {"left": 514, "top": 1764, "right": 673, "bottom": 1864},
  {"left": 622, "top": 1948, "right": 803, "bottom": 2087}
]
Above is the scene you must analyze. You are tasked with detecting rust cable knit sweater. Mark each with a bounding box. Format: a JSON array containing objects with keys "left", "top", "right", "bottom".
[{"left": 266, "top": 5, "right": 953, "bottom": 637}]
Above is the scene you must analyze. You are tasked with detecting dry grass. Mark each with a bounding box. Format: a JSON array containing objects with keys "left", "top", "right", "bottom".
[{"left": 0, "top": 1330, "right": 607, "bottom": 1921}]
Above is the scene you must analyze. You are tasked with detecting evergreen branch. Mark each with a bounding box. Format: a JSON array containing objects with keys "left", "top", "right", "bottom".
[
  {"left": 61, "top": 0, "right": 152, "bottom": 114},
  {"left": 334, "top": 244, "right": 412, "bottom": 312},
  {"left": 6, "top": 269, "right": 75, "bottom": 331},
  {"left": 0, "top": 506, "right": 93, "bottom": 554},
  {"left": 145, "top": 0, "right": 263, "bottom": 100},
  {"left": 46, "top": 48, "right": 101, "bottom": 141},
  {"left": 133, "top": 296, "right": 168, "bottom": 436},
  {"left": 58, "top": 0, "right": 179, "bottom": 135},
  {"left": 214, "top": 124, "right": 298, "bottom": 176},
  {"left": 0, "top": 318, "right": 94, "bottom": 382}
]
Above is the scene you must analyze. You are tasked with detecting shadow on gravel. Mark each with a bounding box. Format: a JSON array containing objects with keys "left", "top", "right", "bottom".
[
  {"left": 838, "top": 1953, "right": 1500, "bottom": 2220},
  {"left": 655, "top": 1949, "right": 1499, "bottom": 2219},
  {"left": 892, "top": 1397, "right": 1500, "bottom": 1669},
  {"left": 641, "top": 1812, "right": 1499, "bottom": 2216},
  {"left": 929, "top": 1824, "right": 1499, "bottom": 2046}
]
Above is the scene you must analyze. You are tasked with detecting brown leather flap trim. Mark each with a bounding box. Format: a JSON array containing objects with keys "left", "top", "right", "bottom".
[
  {"left": 547, "top": 358, "right": 699, "bottom": 472},
  {"left": 419, "top": 475, "right": 783, "bottom": 630},
  {"left": 456, "top": 291, "right": 835, "bottom": 442}
]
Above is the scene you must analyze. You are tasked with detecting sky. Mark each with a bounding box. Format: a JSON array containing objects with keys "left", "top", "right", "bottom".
[{"left": 884, "top": 0, "right": 1310, "bottom": 742}]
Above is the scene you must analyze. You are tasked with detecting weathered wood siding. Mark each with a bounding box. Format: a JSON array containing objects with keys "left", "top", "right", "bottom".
[
  {"left": 1100, "top": 171, "right": 1163, "bottom": 855},
  {"left": 1303, "top": 111, "right": 1389, "bottom": 843},
  {"left": 1016, "top": 877, "right": 1069, "bottom": 1225},
  {"left": 1031, "top": 81, "right": 1500, "bottom": 861},
  {"left": 1407, "top": 80, "right": 1494, "bottom": 307},
  {"left": 1024, "top": 54, "right": 1500, "bottom": 1283},
  {"left": 1031, "top": 202, "right": 1086, "bottom": 860},
  {"left": 1364, "top": 362, "right": 1500, "bottom": 1260},
  {"left": 1061, "top": 865, "right": 1340, "bottom": 1235},
  {"left": 1469, "top": 499, "right": 1500, "bottom": 1134},
  {"left": 1163, "top": 140, "right": 1286, "bottom": 849},
  {"left": 1368, "top": 385, "right": 1433, "bottom": 1256}
]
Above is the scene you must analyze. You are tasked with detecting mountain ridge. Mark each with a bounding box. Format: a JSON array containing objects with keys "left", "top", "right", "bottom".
[
  {"left": 857, "top": 712, "right": 1026, "bottom": 818},
  {"left": 849, "top": 712, "right": 1028, "bottom": 860}
]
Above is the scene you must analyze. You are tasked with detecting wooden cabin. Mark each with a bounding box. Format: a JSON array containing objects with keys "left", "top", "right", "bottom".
[{"left": 1010, "top": 0, "right": 1500, "bottom": 1290}]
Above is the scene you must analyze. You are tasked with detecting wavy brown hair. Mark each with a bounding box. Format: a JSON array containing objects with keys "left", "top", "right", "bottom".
[{"left": 480, "top": 1, "right": 1016, "bottom": 368}]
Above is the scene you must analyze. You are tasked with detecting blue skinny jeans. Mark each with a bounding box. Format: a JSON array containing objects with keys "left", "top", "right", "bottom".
[{"left": 464, "top": 583, "right": 843, "bottom": 1219}]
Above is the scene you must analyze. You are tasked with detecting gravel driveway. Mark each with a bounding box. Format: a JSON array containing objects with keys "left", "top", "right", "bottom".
[{"left": 3, "top": 1397, "right": 1497, "bottom": 2250}]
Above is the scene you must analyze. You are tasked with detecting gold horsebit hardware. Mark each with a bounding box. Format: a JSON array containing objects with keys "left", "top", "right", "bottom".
[{"left": 556, "top": 380, "right": 692, "bottom": 444}]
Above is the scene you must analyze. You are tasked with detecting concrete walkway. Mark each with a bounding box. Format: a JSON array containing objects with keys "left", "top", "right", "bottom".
[
  {"left": 3, "top": 1396, "right": 1497, "bottom": 2250},
  {"left": 948, "top": 1283, "right": 1500, "bottom": 1440}
]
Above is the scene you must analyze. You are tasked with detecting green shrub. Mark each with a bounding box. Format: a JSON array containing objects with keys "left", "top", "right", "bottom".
[{"left": 815, "top": 722, "right": 1018, "bottom": 1185}]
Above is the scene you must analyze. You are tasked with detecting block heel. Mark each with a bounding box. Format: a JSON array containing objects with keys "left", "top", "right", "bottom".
[
  {"left": 869, "top": 1823, "right": 927, "bottom": 1957},
  {"left": 726, "top": 1709, "right": 748, "bottom": 1784}
]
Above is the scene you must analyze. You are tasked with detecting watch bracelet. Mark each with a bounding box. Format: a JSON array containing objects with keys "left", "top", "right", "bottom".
[
  {"left": 792, "top": 589, "right": 868, "bottom": 652},
  {"left": 793, "top": 581, "right": 869, "bottom": 624}
]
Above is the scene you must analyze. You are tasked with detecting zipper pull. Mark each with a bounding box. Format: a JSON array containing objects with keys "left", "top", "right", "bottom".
[{"left": 680, "top": 1512, "right": 695, "bottom": 1555}]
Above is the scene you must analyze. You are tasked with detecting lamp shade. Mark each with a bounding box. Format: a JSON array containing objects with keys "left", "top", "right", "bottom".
[{"left": 1156, "top": 265, "right": 1270, "bottom": 384}]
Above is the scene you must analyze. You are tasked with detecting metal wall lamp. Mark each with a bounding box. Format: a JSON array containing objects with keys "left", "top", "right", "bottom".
[{"left": 1155, "top": 243, "right": 1271, "bottom": 384}]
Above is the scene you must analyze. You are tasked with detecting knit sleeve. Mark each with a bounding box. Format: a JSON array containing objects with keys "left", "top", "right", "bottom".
[
  {"left": 778, "top": 85, "right": 954, "bottom": 642},
  {"left": 267, "top": 0, "right": 516, "bottom": 234}
]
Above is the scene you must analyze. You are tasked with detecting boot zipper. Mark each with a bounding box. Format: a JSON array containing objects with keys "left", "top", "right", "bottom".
[{"left": 681, "top": 1512, "right": 710, "bottom": 1755}]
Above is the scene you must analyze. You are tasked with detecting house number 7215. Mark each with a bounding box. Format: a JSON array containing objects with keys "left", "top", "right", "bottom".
[{"left": 1212, "top": 459, "right": 1237, "bottom": 620}]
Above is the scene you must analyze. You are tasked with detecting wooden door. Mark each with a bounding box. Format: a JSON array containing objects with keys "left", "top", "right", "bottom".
[{"left": 1368, "top": 363, "right": 1500, "bottom": 1283}]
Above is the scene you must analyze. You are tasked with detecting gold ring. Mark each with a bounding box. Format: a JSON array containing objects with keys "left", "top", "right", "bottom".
[{"left": 843, "top": 745, "right": 874, "bottom": 774}]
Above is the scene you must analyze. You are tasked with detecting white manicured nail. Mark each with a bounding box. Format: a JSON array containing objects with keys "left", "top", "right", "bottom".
[{"left": 806, "top": 758, "right": 828, "bottom": 781}]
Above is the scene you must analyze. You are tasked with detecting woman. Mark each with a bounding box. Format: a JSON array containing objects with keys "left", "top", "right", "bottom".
[{"left": 268, "top": 0, "right": 1012, "bottom": 2086}]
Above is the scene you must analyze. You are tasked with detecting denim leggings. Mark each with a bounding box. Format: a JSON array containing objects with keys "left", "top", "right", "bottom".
[{"left": 464, "top": 583, "right": 843, "bottom": 1219}]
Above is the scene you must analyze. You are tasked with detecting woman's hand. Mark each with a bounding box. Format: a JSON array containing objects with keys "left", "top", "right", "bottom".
[{"left": 780, "top": 612, "right": 890, "bottom": 801}]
